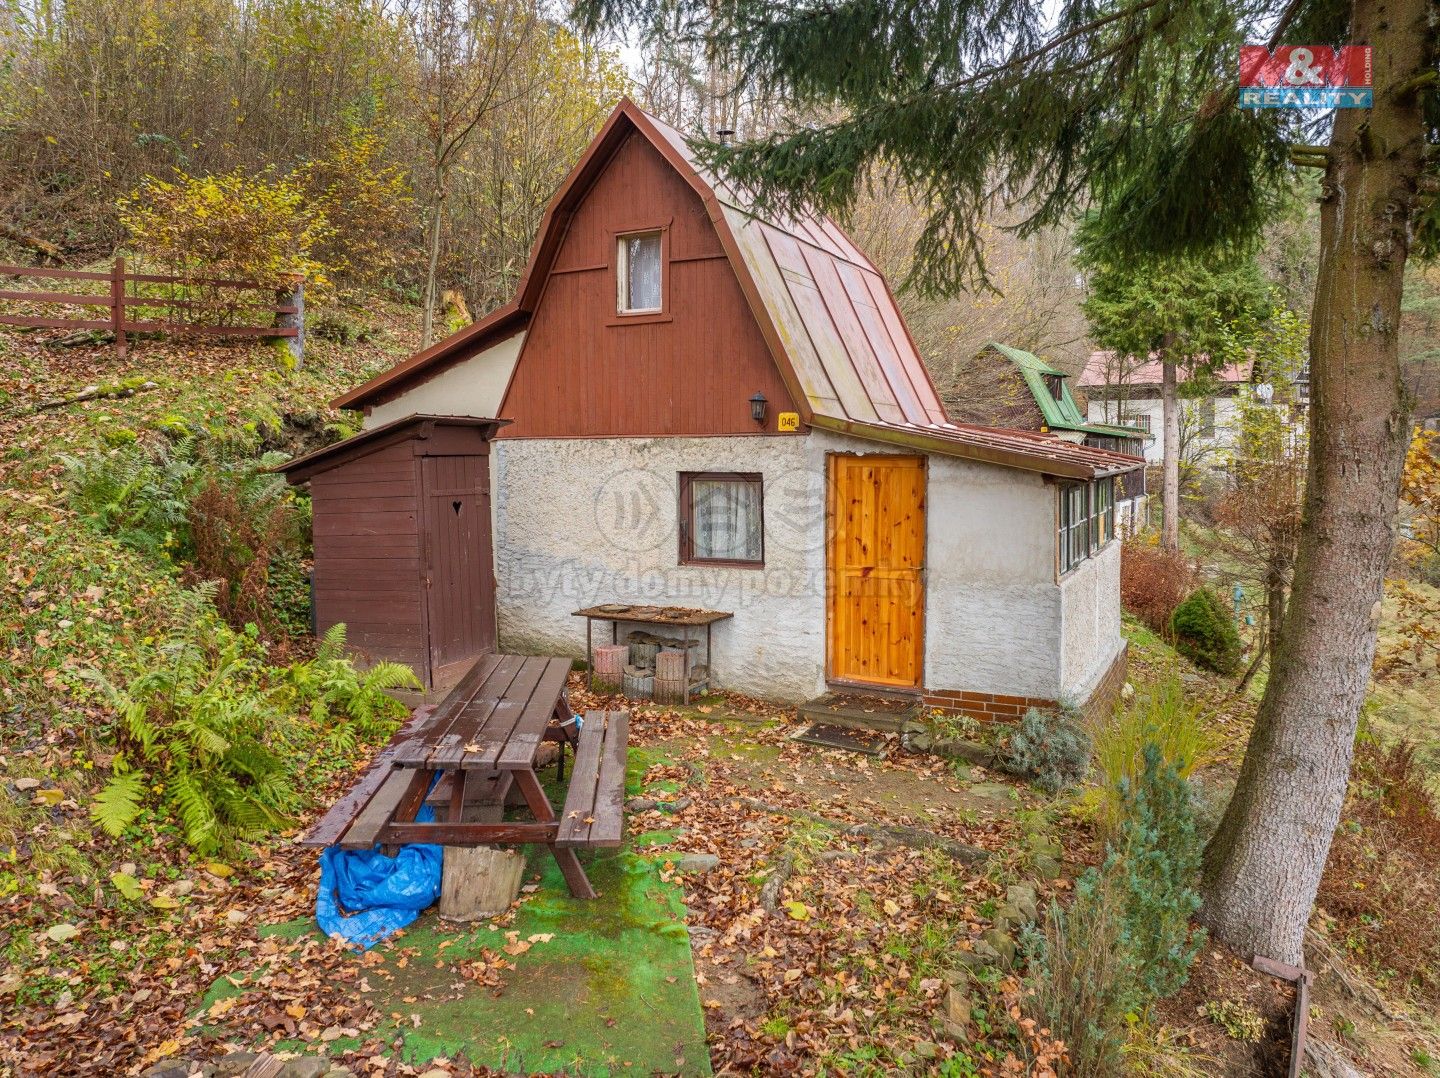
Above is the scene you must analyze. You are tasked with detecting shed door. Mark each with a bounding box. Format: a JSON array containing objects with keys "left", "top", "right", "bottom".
[
  {"left": 421, "top": 455, "right": 488, "bottom": 674},
  {"left": 826, "top": 454, "right": 926, "bottom": 688}
]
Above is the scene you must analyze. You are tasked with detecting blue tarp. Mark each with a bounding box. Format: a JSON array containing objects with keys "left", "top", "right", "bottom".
[{"left": 315, "top": 803, "right": 443, "bottom": 949}]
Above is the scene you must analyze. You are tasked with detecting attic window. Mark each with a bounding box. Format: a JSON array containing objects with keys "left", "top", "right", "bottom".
[
  {"left": 618, "top": 230, "right": 663, "bottom": 314},
  {"left": 1042, "top": 373, "right": 1064, "bottom": 402}
]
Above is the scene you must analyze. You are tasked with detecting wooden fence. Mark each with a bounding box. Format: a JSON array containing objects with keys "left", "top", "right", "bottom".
[{"left": 0, "top": 258, "right": 304, "bottom": 362}]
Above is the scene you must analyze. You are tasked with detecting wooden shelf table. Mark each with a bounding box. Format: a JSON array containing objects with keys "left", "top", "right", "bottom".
[{"left": 572, "top": 604, "right": 734, "bottom": 704}]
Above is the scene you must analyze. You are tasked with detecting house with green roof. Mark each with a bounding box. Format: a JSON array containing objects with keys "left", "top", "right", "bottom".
[{"left": 947, "top": 342, "right": 1150, "bottom": 530}]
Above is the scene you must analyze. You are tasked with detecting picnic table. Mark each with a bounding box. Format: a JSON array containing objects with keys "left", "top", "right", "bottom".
[{"left": 303, "top": 653, "right": 629, "bottom": 901}]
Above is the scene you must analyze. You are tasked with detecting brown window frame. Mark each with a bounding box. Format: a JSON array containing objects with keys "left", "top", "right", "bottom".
[
  {"left": 678, "top": 472, "right": 765, "bottom": 568},
  {"left": 611, "top": 226, "right": 671, "bottom": 324}
]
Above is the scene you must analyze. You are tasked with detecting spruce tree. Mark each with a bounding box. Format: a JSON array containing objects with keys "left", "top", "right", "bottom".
[
  {"left": 1076, "top": 243, "right": 1271, "bottom": 549},
  {"left": 575, "top": 0, "right": 1438, "bottom": 965}
]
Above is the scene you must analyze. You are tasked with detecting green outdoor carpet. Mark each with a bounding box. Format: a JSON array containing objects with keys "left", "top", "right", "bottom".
[{"left": 207, "top": 848, "right": 711, "bottom": 1076}]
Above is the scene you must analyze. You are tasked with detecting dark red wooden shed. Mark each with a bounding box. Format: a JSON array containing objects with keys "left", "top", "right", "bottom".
[{"left": 279, "top": 414, "right": 508, "bottom": 689}]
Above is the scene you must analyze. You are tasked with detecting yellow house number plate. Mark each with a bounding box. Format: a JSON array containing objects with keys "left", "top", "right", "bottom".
[{"left": 777, "top": 412, "right": 800, "bottom": 432}]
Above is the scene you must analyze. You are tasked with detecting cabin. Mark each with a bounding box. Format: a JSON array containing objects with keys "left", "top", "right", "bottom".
[
  {"left": 1078, "top": 352, "right": 1256, "bottom": 467},
  {"left": 279, "top": 415, "right": 506, "bottom": 689},
  {"left": 949, "top": 343, "right": 1149, "bottom": 534},
  {"left": 321, "top": 99, "right": 1144, "bottom": 723}
]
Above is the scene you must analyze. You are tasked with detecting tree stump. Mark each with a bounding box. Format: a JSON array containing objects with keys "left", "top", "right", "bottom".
[{"left": 438, "top": 802, "right": 525, "bottom": 920}]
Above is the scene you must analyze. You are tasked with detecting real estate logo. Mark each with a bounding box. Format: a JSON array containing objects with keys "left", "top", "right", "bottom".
[{"left": 1239, "top": 46, "right": 1372, "bottom": 108}]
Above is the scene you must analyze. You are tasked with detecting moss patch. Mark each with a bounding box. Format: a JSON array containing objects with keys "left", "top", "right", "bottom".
[{"left": 204, "top": 849, "right": 709, "bottom": 1075}]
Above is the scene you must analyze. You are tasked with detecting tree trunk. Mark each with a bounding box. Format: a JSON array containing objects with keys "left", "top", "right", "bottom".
[
  {"left": 1201, "top": 0, "right": 1426, "bottom": 966},
  {"left": 421, "top": 179, "right": 445, "bottom": 350},
  {"left": 1161, "top": 351, "right": 1180, "bottom": 550}
]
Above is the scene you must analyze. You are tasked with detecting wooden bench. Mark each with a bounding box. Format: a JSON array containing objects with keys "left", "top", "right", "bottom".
[{"left": 556, "top": 711, "right": 629, "bottom": 849}]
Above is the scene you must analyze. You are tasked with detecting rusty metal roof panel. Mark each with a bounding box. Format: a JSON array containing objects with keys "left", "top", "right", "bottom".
[{"left": 795, "top": 243, "right": 910, "bottom": 425}]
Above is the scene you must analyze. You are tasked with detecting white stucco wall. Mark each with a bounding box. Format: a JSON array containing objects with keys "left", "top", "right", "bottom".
[
  {"left": 492, "top": 434, "right": 830, "bottom": 701},
  {"left": 486, "top": 429, "right": 1122, "bottom": 704},
  {"left": 1059, "top": 541, "right": 1124, "bottom": 702},
  {"left": 1085, "top": 396, "right": 1240, "bottom": 466},
  {"left": 364, "top": 331, "right": 525, "bottom": 428},
  {"left": 920, "top": 450, "right": 1063, "bottom": 699}
]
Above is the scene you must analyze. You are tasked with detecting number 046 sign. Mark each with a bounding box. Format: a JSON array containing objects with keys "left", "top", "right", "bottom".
[{"left": 1239, "top": 46, "right": 1372, "bottom": 108}]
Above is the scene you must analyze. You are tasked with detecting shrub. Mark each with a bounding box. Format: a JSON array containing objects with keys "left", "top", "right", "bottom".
[
  {"left": 1318, "top": 736, "right": 1440, "bottom": 1004},
  {"left": 276, "top": 624, "right": 418, "bottom": 751},
  {"left": 1092, "top": 677, "right": 1219, "bottom": 832},
  {"left": 65, "top": 438, "right": 309, "bottom": 635},
  {"left": 1106, "top": 745, "right": 1205, "bottom": 1003},
  {"left": 1170, "top": 588, "right": 1241, "bottom": 674},
  {"left": 1120, "top": 540, "right": 1195, "bottom": 635},
  {"left": 1031, "top": 877, "right": 1133, "bottom": 1077},
  {"left": 1004, "top": 703, "right": 1092, "bottom": 793},
  {"left": 1029, "top": 744, "right": 1205, "bottom": 1076},
  {"left": 186, "top": 450, "right": 303, "bottom": 633},
  {"left": 61, "top": 437, "right": 199, "bottom": 560},
  {"left": 120, "top": 167, "right": 331, "bottom": 291},
  {"left": 298, "top": 130, "right": 413, "bottom": 291}
]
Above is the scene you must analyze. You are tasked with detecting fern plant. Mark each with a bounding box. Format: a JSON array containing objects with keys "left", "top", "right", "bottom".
[
  {"left": 85, "top": 633, "right": 294, "bottom": 852},
  {"left": 279, "top": 624, "right": 418, "bottom": 745},
  {"left": 62, "top": 436, "right": 199, "bottom": 559}
]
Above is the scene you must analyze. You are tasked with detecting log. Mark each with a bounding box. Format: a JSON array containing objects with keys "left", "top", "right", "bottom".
[
  {"left": 438, "top": 802, "right": 526, "bottom": 920},
  {"left": 594, "top": 644, "right": 628, "bottom": 677},
  {"left": 655, "top": 648, "right": 687, "bottom": 680},
  {"left": 653, "top": 676, "right": 686, "bottom": 704}
]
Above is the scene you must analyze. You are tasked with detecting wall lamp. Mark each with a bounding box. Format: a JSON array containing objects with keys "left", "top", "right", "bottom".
[{"left": 749, "top": 392, "right": 768, "bottom": 425}]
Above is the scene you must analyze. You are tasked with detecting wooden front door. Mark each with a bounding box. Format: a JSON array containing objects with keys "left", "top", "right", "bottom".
[
  {"left": 421, "top": 455, "right": 490, "bottom": 677},
  {"left": 826, "top": 454, "right": 926, "bottom": 688}
]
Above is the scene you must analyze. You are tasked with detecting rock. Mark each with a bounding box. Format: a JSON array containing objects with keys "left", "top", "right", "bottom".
[
  {"left": 940, "top": 968, "right": 968, "bottom": 987},
  {"left": 669, "top": 852, "right": 719, "bottom": 873},
  {"left": 417, "top": 1070, "right": 452, "bottom": 1078},
  {"left": 913, "top": 1040, "right": 942, "bottom": 1060},
  {"left": 13, "top": 777, "right": 40, "bottom": 791},
  {"left": 1031, "top": 854, "right": 1062, "bottom": 881},
  {"left": 955, "top": 948, "right": 992, "bottom": 970},
  {"left": 323, "top": 1070, "right": 356, "bottom": 1078},
  {"left": 277, "top": 1059, "right": 330, "bottom": 1078},
  {"left": 625, "top": 797, "right": 658, "bottom": 812},
  {"left": 992, "top": 902, "right": 1025, "bottom": 933},
  {"left": 141, "top": 1062, "right": 194, "bottom": 1078},
  {"left": 980, "top": 928, "right": 1017, "bottom": 967},
  {"left": 1006, "top": 884, "right": 1039, "bottom": 922},
  {"left": 944, "top": 985, "right": 971, "bottom": 1027},
  {"left": 663, "top": 796, "right": 693, "bottom": 813},
  {"left": 739, "top": 838, "right": 759, "bottom": 848},
  {"left": 225, "top": 909, "right": 248, "bottom": 926},
  {"left": 908, "top": 731, "right": 933, "bottom": 752},
  {"left": 1120, "top": 681, "right": 1135, "bottom": 701},
  {"left": 212, "top": 1052, "right": 256, "bottom": 1077}
]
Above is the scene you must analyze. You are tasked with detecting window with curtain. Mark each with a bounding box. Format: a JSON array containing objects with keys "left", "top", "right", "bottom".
[
  {"left": 680, "top": 473, "right": 763, "bottom": 565},
  {"left": 618, "top": 230, "right": 663, "bottom": 313}
]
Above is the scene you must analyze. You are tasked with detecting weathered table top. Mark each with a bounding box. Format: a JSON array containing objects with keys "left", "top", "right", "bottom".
[
  {"left": 392, "top": 653, "right": 573, "bottom": 771},
  {"left": 571, "top": 604, "right": 734, "bottom": 626}
]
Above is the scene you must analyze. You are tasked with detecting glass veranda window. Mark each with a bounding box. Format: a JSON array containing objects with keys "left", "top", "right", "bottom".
[
  {"left": 682, "top": 474, "right": 763, "bottom": 565},
  {"left": 619, "top": 231, "right": 662, "bottom": 312}
]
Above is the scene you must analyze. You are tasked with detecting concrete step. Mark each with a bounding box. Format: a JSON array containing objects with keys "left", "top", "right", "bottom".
[{"left": 796, "top": 690, "right": 922, "bottom": 734}]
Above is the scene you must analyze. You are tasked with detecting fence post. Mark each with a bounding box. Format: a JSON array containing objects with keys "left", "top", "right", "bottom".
[
  {"left": 275, "top": 274, "right": 304, "bottom": 369},
  {"left": 111, "top": 256, "right": 127, "bottom": 360}
]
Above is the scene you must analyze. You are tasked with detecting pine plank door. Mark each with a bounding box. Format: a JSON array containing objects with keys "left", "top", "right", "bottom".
[
  {"left": 826, "top": 454, "right": 926, "bottom": 688},
  {"left": 421, "top": 455, "right": 487, "bottom": 676}
]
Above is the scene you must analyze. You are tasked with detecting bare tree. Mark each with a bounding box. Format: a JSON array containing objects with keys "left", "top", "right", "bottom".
[{"left": 405, "top": 0, "right": 541, "bottom": 347}]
